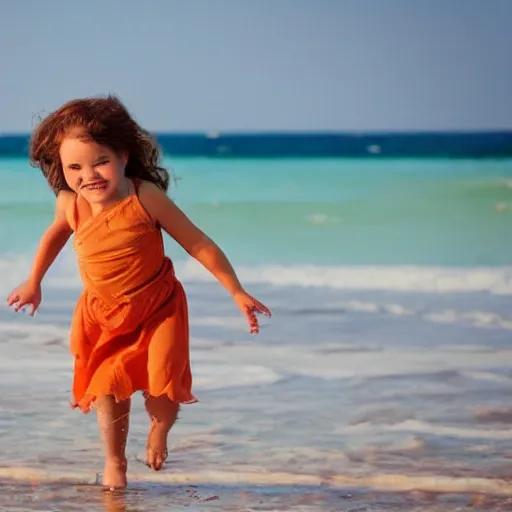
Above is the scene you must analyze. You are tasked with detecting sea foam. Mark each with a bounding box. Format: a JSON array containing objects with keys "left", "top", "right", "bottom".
[{"left": 2, "top": 251, "right": 512, "bottom": 296}]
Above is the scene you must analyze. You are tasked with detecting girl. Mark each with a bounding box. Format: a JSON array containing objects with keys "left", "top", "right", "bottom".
[{"left": 6, "top": 95, "right": 271, "bottom": 490}]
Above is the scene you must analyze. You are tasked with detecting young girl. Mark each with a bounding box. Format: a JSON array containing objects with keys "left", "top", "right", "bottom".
[{"left": 6, "top": 95, "right": 271, "bottom": 490}]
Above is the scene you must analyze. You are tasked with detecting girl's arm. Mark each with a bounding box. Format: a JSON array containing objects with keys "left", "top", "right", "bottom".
[
  {"left": 7, "top": 191, "right": 73, "bottom": 314},
  {"left": 28, "top": 191, "right": 74, "bottom": 285},
  {"left": 139, "top": 182, "right": 242, "bottom": 294},
  {"left": 139, "top": 181, "right": 271, "bottom": 333}
]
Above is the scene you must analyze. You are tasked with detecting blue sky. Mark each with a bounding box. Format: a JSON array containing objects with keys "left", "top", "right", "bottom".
[{"left": 1, "top": 0, "right": 511, "bottom": 132}]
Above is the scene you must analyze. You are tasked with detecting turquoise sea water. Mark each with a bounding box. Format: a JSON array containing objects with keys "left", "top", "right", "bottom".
[
  {"left": 1, "top": 156, "right": 512, "bottom": 511},
  {"left": 1, "top": 156, "right": 511, "bottom": 266}
]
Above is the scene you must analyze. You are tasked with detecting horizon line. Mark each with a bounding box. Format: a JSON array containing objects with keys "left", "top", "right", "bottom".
[{"left": 1, "top": 129, "right": 512, "bottom": 137}]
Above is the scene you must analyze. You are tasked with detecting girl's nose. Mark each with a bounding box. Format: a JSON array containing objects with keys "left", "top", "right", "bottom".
[{"left": 82, "top": 166, "right": 100, "bottom": 181}]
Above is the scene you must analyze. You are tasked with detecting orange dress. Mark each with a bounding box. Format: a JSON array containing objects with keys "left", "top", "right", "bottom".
[{"left": 69, "top": 182, "right": 197, "bottom": 413}]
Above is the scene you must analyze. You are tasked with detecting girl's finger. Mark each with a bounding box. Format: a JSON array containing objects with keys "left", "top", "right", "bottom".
[
  {"left": 255, "top": 301, "right": 272, "bottom": 317},
  {"left": 7, "top": 294, "right": 19, "bottom": 306},
  {"left": 245, "top": 306, "right": 259, "bottom": 334},
  {"left": 14, "top": 299, "right": 31, "bottom": 312},
  {"left": 250, "top": 299, "right": 272, "bottom": 318},
  {"left": 14, "top": 301, "right": 26, "bottom": 312}
]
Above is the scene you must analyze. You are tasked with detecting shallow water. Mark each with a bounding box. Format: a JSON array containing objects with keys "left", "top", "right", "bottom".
[
  {"left": 1, "top": 157, "right": 512, "bottom": 510},
  {"left": 2, "top": 479, "right": 512, "bottom": 512},
  {"left": 1, "top": 279, "right": 512, "bottom": 510}
]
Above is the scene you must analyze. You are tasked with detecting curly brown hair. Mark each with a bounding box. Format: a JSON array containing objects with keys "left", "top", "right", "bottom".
[{"left": 30, "top": 94, "right": 169, "bottom": 194}]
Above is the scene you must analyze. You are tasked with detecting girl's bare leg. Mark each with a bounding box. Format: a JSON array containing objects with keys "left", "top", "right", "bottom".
[
  {"left": 95, "top": 395, "right": 131, "bottom": 488},
  {"left": 144, "top": 394, "right": 179, "bottom": 471}
]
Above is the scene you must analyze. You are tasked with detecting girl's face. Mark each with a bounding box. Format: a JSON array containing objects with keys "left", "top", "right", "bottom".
[{"left": 59, "top": 132, "right": 129, "bottom": 207}]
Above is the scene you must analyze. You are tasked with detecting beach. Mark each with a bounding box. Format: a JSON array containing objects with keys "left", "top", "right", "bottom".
[{"left": 0, "top": 154, "right": 511, "bottom": 511}]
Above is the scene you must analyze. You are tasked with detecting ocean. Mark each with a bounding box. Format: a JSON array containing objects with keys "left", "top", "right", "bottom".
[{"left": 1, "top": 135, "right": 512, "bottom": 511}]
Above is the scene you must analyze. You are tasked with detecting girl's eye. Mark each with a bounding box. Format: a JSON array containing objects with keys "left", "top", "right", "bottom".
[{"left": 97, "top": 160, "right": 109, "bottom": 166}]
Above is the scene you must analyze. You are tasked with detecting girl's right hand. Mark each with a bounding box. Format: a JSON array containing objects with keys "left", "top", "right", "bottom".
[{"left": 7, "top": 280, "right": 42, "bottom": 315}]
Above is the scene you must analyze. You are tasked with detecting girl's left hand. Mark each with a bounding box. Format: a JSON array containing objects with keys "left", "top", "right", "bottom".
[{"left": 233, "top": 290, "right": 272, "bottom": 334}]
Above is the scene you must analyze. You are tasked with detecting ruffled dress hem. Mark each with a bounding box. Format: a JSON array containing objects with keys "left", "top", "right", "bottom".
[{"left": 71, "top": 389, "right": 198, "bottom": 414}]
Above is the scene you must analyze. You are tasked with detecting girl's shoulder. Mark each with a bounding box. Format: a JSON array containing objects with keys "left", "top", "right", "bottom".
[
  {"left": 133, "top": 178, "right": 166, "bottom": 205},
  {"left": 133, "top": 178, "right": 156, "bottom": 193},
  {"left": 55, "top": 189, "right": 78, "bottom": 230}
]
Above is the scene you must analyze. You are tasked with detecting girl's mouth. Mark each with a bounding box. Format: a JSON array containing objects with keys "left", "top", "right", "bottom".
[{"left": 83, "top": 181, "right": 108, "bottom": 190}]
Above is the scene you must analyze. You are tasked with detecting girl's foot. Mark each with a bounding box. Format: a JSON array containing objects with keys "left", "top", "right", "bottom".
[
  {"left": 144, "top": 395, "right": 179, "bottom": 471},
  {"left": 146, "top": 420, "right": 169, "bottom": 471},
  {"left": 102, "top": 457, "right": 128, "bottom": 490},
  {"left": 95, "top": 395, "right": 131, "bottom": 490}
]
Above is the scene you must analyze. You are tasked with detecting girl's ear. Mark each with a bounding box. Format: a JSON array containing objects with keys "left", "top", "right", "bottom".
[{"left": 122, "top": 151, "right": 129, "bottom": 167}]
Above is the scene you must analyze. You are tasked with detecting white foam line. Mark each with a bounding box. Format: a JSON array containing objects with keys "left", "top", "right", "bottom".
[
  {"left": 340, "top": 420, "right": 512, "bottom": 440},
  {"left": 330, "top": 300, "right": 512, "bottom": 330},
  {"left": 329, "top": 474, "right": 512, "bottom": 496},
  {"left": 0, "top": 321, "right": 69, "bottom": 337},
  {"left": 1, "top": 468, "right": 511, "bottom": 496},
  {"left": 40, "top": 256, "right": 512, "bottom": 295}
]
